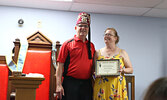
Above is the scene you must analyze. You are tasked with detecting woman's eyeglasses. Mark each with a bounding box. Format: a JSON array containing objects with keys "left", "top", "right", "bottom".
[{"left": 103, "top": 33, "right": 115, "bottom": 37}]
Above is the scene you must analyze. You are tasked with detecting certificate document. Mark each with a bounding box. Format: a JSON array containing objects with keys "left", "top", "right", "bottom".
[{"left": 95, "top": 59, "right": 120, "bottom": 76}]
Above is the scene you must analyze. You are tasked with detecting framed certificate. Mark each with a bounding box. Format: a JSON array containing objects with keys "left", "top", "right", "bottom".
[{"left": 95, "top": 59, "right": 120, "bottom": 76}]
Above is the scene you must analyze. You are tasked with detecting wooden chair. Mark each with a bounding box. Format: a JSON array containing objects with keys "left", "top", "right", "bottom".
[
  {"left": 0, "top": 56, "right": 9, "bottom": 100},
  {"left": 11, "top": 31, "right": 61, "bottom": 100},
  {"left": 125, "top": 75, "right": 135, "bottom": 100}
]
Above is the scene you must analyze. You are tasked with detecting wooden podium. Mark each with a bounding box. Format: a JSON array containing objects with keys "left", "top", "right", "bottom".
[{"left": 9, "top": 76, "right": 45, "bottom": 100}]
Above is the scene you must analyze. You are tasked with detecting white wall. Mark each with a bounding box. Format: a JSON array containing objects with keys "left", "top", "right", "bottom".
[{"left": 0, "top": 6, "right": 167, "bottom": 100}]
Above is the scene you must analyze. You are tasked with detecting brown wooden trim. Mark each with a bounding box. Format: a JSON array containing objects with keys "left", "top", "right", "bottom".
[
  {"left": 27, "top": 31, "right": 52, "bottom": 45},
  {"left": 0, "top": 55, "right": 6, "bottom": 64},
  {"left": 125, "top": 75, "right": 135, "bottom": 100}
]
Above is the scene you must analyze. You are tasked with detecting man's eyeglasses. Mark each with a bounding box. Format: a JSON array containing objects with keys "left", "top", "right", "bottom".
[{"left": 77, "top": 24, "right": 89, "bottom": 28}]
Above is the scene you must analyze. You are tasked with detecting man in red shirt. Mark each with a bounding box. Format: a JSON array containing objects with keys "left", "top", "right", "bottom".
[{"left": 56, "top": 12, "right": 95, "bottom": 100}]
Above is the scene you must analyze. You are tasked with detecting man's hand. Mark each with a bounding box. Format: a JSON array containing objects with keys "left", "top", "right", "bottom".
[
  {"left": 56, "top": 84, "right": 64, "bottom": 100},
  {"left": 55, "top": 62, "right": 64, "bottom": 99}
]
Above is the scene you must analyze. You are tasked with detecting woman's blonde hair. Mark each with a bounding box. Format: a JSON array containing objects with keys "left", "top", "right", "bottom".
[{"left": 104, "top": 28, "right": 119, "bottom": 44}]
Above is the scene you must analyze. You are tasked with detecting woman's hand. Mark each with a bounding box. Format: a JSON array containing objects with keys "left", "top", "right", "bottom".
[
  {"left": 92, "top": 72, "right": 101, "bottom": 80},
  {"left": 119, "top": 68, "right": 125, "bottom": 74}
]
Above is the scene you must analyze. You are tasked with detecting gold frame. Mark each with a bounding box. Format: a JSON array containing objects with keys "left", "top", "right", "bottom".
[{"left": 95, "top": 59, "right": 120, "bottom": 76}]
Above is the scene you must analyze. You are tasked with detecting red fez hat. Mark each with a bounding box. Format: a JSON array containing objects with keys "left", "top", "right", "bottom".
[{"left": 76, "top": 12, "right": 90, "bottom": 26}]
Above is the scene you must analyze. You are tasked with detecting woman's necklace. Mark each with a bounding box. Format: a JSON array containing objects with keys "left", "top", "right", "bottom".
[{"left": 105, "top": 46, "right": 117, "bottom": 57}]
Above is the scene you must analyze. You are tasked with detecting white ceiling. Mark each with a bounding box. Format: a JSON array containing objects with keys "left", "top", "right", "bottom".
[{"left": 0, "top": 0, "right": 167, "bottom": 18}]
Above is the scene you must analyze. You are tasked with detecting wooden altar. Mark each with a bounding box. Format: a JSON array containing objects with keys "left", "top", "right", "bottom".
[{"left": 9, "top": 76, "right": 44, "bottom": 100}]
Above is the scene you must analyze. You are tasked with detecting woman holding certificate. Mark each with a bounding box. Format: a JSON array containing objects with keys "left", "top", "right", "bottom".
[{"left": 93, "top": 28, "right": 133, "bottom": 100}]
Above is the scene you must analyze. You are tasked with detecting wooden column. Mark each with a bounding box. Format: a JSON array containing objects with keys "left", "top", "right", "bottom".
[
  {"left": 0, "top": 56, "right": 6, "bottom": 64},
  {"left": 56, "top": 41, "right": 61, "bottom": 63},
  {"left": 13, "top": 38, "right": 20, "bottom": 64},
  {"left": 9, "top": 76, "right": 44, "bottom": 100},
  {"left": 125, "top": 75, "right": 135, "bottom": 100}
]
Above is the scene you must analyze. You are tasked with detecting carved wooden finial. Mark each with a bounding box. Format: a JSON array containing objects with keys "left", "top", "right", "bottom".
[
  {"left": 15, "top": 38, "right": 20, "bottom": 42},
  {"left": 56, "top": 41, "right": 60, "bottom": 44}
]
